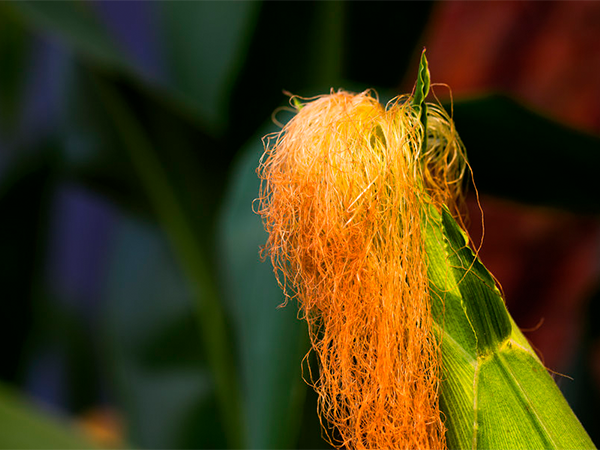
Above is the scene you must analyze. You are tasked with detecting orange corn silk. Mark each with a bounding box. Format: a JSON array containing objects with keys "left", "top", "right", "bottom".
[{"left": 256, "top": 90, "right": 466, "bottom": 449}]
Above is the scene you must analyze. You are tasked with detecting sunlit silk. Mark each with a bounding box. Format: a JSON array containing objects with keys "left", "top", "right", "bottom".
[{"left": 257, "top": 90, "right": 466, "bottom": 449}]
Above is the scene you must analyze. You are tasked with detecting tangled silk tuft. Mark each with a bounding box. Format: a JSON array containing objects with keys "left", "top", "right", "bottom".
[{"left": 256, "top": 90, "right": 466, "bottom": 449}]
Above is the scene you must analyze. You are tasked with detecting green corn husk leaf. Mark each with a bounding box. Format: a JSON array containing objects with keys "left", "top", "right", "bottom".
[
  {"left": 426, "top": 205, "right": 594, "bottom": 449},
  {"left": 413, "top": 53, "right": 595, "bottom": 450}
]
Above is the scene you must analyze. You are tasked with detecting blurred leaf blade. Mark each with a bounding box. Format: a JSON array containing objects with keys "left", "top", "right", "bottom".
[
  {"left": 103, "top": 216, "right": 227, "bottom": 448},
  {"left": 4, "top": 1, "right": 225, "bottom": 135},
  {"left": 160, "top": 1, "right": 261, "bottom": 133},
  {"left": 0, "top": 382, "right": 100, "bottom": 449},
  {"left": 48, "top": 53, "right": 241, "bottom": 446},
  {"left": 214, "top": 4, "right": 352, "bottom": 447},
  {"left": 217, "top": 128, "right": 308, "bottom": 449},
  {"left": 93, "top": 78, "right": 245, "bottom": 448},
  {"left": 3, "top": 1, "right": 129, "bottom": 73}
]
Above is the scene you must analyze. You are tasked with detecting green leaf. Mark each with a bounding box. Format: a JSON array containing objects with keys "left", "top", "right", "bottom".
[
  {"left": 412, "top": 48, "right": 430, "bottom": 110},
  {"left": 103, "top": 217, "right": 227, "bottom": 448},
  {"left": 92, "top": 78, "right": 245, "bottom": 448},
  {"left": 3, "top": 1, "right": 129, "bottom": 73},
  {"left": 217, "top": 126, "right": 308, "bottom": 449},
  {"left": 450, "top": 95, "right": 600, "bottom": 214},
  {"left": 425, "top": 205, "right": 595, "bottom": 449},
  {"left": 0, "top": 382, "right": 99, "bottom": 449},
  {"left": 4, "top": 1, "right": 239, "bottom": 132},
  {"left": 38, "top": 58, "right": 245, "bottom": 447},
  {"left": 61, "top": 65, "right": 229, "bottom": 225},
  {"left": 160, "top": 1, "right": 261, "bottom": 133},
  {"left": 412, "top": 49, "right": 430, "bottom": 151}
]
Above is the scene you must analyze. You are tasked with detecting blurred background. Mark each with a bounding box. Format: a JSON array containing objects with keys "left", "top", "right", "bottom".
[{"left": 0, "top": 1, "right": 599, "bottom": 448}]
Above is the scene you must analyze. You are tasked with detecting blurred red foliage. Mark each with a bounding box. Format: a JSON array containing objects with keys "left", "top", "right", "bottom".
[{"left": 425, "top": 1, "right": 600, "bottom": 132}]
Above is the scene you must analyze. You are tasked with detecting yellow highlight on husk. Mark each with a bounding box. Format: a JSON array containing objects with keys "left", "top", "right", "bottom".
[{"left": 256, "top": 90, "right": 466, "bottom": 449}]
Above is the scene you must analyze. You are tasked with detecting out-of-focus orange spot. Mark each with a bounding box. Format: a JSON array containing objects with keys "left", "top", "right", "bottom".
[{"left": 77, "top": 407, "right": 124, "bottom": 449}]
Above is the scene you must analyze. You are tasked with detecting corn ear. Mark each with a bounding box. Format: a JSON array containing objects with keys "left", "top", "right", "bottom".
[
  {"left": 425, "top": 204, "right": 594, "bottom": 449},
  {"left": 413, "top": 50, "right": 595, "bottom": 449}
]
